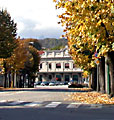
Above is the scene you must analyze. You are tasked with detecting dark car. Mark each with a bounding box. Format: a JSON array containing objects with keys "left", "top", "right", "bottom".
[
  {"left": 68, "top": 80, "right": 83, "bottom": 88},
  {"left": 68, "top": 80, "right": 77, "bottom": 85}
]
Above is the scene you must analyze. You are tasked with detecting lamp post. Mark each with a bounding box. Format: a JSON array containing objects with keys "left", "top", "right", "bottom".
[
  {"left": 94, "top": 51, "right": 100, "bottom": 92},
  {"left": 95, "top": 59, "right": 100, "bottom": 92}
]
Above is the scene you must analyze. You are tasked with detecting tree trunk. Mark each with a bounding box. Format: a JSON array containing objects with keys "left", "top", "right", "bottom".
[
  {"left": 19, "top": 75, "right": 22, "bottom": 88},
  {"left": 107, "top": 51, "right": 114, "bottom": 97},
  {"left": 11, "top": 71, "right": 14, "bottom": 88},
  {"left": 16, "top": 74, "right": 20, "bottom": 88},
  {"left": 89, "top": 75, "right": 91, "bottom": 88},
  {"left": 14, "top": 71, "right": 17, "bottom": 88},
  {"left": 8, "top": 72, "right": 11, "bottom": 88},
  {"left": 28, "top": 75, "right": 30, "bottom": 88},
  {"left": 91, "top": 67, "right": 97, "bottom": 90},
  {"left": 105, "top": 56, "right": 111, "bottom": 94},
  {"left": 98, "top": 57, "right": 105, "bottom": 93},
  {"left": 3, "top": 61, "right": 7, "bottom": 88},
  {"left": 22, "top": 74, "right": 25, "bottom": 88}
]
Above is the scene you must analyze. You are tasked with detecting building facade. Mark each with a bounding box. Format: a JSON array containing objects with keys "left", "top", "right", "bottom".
[{"left": 37, "top": 46, "right": 83, "bottom": 83}]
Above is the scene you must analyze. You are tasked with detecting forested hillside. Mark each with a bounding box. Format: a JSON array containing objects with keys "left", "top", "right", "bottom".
[{"left": 38, "top": 38, "right": 68, "bottom": 49}]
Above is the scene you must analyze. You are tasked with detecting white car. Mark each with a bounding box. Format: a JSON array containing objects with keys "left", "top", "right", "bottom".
[
  {"left": 41, "top": 81, "right": 49, "bottom": 86},
  {"left": 49, "top": 81, "right": 56, "bottom": 86}
]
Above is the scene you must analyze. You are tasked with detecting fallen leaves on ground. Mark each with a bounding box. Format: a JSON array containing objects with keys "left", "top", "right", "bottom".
[
  {"left": 67, "top": 92, "right": 114, "bottom": 104},
  {"left": 69, "top": 88, "right": 92, "bottom": 91}
]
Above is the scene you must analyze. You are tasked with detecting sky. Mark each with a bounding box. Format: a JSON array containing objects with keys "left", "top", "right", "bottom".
[{"left": 0, "top": 0, "right": 64, "bottom": 39}]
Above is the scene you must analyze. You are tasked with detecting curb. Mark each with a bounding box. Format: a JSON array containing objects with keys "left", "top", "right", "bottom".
[{"left": 0, "top": 87, "right": 92, "bottom": 92}]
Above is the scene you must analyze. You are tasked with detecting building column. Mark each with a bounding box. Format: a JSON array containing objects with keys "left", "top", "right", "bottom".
[
  {"left": 70, "top": 73, "right": 72, "bottom": 80},
  {"left": 42, "top": 74, "right": 48, "bottom": 81},
  {"left": 61, "top": 62, "right": 64, "bottom": 71},
  {"left": 61, "top": 73, "right": 64, "bottom": 81},
  {"left": 70, "top": 62, "right": 73, "bottom": 70},
  {"left": 53, "top": 62, "right": 56, "bottom": 71}
]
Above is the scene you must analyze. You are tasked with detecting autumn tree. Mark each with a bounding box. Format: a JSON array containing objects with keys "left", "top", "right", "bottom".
[
  {"left": 20, "top": 38, "right": 41, "bottom": 88},
  {"left": 54, "top": 0, "right": 114, "bottom": 95},
  {"left": 7, "top": 38, "right": 41, "bottom": 88},
  {"left": 6, "top": 38, "right": 28, "bottom": 87},
  {"left": 24, "top": 45, "right": 40, "bottom": 87}
]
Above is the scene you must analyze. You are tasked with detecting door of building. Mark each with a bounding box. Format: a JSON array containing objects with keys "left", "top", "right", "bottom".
[
  {"left": 39, "top": 75, "right": 42, "bottom": 81},
  {"left": 56, "top": 75, "right": 61, "bottom": 81},
  {"left": 73, "top": 75, "right": 78, "bottom": 82},
  {"left": 65, "top": 75, "right": 70, "bottom": 81}
]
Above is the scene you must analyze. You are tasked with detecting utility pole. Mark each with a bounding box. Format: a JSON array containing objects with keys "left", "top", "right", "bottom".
[
  {"left": 94, "top": 51, "right": 100, "bottom": 92},
  {"left": 95, "top": 58, "right": 100, "bottom": 92},
  {"left": 97, "top": 64, "right": 99, "bottom": 92}
]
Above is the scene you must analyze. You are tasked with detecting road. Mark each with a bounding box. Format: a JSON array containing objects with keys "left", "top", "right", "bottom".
[{"left": 0, "top": 86, "right": 114, "bottom": 120}]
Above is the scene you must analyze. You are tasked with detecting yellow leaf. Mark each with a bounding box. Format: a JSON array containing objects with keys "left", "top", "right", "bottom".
[
  {"left": 97, "top": 20, "right": 102, "bottom": 27},
  {"left": 53, "top": 0, "right": 57, "bottom": 2},
  {"left": 112, "top": 22, "right": 114, "bottom": 26}
]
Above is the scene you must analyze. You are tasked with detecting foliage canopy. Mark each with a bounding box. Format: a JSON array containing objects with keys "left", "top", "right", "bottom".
[
  {"left": 54, "top": 0, "right": 114, "bottom": 71},
  {"left": 0, "top": 9, "right": 17, "bottom": 58}
]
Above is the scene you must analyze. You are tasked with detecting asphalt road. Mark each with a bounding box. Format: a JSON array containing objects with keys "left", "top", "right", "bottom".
[
  {"left": 0, "top": 107, "right": 114, "bottom": 120},
  {"left": 0, "top": 86, "right": 114, "bottom": 120}
]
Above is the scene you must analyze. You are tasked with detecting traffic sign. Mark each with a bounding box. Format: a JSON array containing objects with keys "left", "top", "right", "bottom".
[{"left": 95, "top": 59, "right": 100, "bottom": 65}]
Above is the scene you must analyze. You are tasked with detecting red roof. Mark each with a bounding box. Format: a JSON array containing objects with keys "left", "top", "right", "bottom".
[{"left": 39, "top": 51, "right": 44, "bottom": 55}]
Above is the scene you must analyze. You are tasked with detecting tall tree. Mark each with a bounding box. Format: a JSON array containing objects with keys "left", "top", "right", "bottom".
[
  {"left": 54, "top": 0, "right": 114, "bottom": 94},
  {"left": 23, "top": 39, "right": 41, "bottom": 88},
  {"left": 0, "top": 9, "right": 17, "bottom": 87},
  {"left": 7, "top": 38, "right": 41, "bottom": 88},
  {"left": 0, "top": 9, "right": 17, "bottom": 58}
]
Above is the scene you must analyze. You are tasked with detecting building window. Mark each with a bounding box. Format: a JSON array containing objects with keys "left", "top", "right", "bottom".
[
  {"left": 73, "top": 64, "right": 75, "bottom": 68},
  {"left": 65, "top": 75, "right": 70, "bottom": 81},
  {"left": 40, "top": 63, "right": 42, "bottom": 69},
  {"left": 49, "top": 63, "right": 51, "bottom": 69},
  {"left": 73, "top": 75, "right": 78, "bottom": 82},
  {"left": 39, "top": 75, "right": 42, "bottom": 81},
  {"left": 56, "top": 63, "right": 61, "bottom": 68},
  {"left": 48, "top": 75, "right": 52, "bottom": 80},
  {"left": 65, "top": 63, "right": 69, "bottom": 68},
  {"left": 56, "top": 75, "right": 61, "bottom": 81}
]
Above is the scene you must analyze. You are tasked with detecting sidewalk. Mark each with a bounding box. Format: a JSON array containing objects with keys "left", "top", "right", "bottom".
[
  {"left": 0, "top": 87, "right": 36, "bottom": 91},
  {"left": 0, "top": 86, "right": 92, "bottom": 92},
  {"left": 67, "top": 92, "right": 114, "bottom": 105}
]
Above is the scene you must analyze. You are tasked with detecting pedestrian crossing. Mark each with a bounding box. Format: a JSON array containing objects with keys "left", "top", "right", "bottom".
[
  {"left": 0, "top": 100, "right": 104, "bottom": 109},
  {"left": 66, "top": 103, "right": 82, "bottom": 108},
  {"left": 45, "top": 102, "right": 61, "bottom": 108}
]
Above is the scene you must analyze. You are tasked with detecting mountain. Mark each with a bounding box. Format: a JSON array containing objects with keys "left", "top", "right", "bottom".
[{"left": 38, "top": 38, "right": 68, "bottom": 49}]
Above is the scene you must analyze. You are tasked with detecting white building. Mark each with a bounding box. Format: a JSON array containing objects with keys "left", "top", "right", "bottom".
[{"left": 37, "top": 46, "right": 83, "bottom": 83}]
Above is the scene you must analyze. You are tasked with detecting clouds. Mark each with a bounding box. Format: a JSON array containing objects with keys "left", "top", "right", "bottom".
[
  {"left": 17, "top": 18, "right": 63, "bottom": 39},
  {"left": 20, "top": 26, "right": 63, "bottom": 39},
  {"left": 0, "top": 0, "right": 63, "bottom": 39}
]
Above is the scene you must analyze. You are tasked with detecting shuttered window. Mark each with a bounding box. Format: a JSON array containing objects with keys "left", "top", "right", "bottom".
[
  {"left": 56, "top": 63, "right": 61, "bottom": 68},
  {"left": 65, "top": 63, "right": 69, "bottom": 68}
]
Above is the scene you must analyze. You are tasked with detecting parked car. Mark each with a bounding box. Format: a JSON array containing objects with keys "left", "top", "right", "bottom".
[
  {"left": 34, "top": 81, "right": 42, "bottom": 87},
  {"left": 68, "top": 80, "right": 83, "bottom": 88},
  {"left": 68, "top": 80, "right": 77, "bottom": 86},
  {"left": 49, "top": 81, "right": 56, "bottom": 86},
  {"left": 60, "top": 81, "right": 68, "bottom": 85},
  {"left": 64, "top": 81, "right": 68, "bottom": 85},
  {"left": 41, "top": 81, "right": 49, "bottom": 86},
  {"left": 55, "top": 81, "right": 60, "bottom": 85}
]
